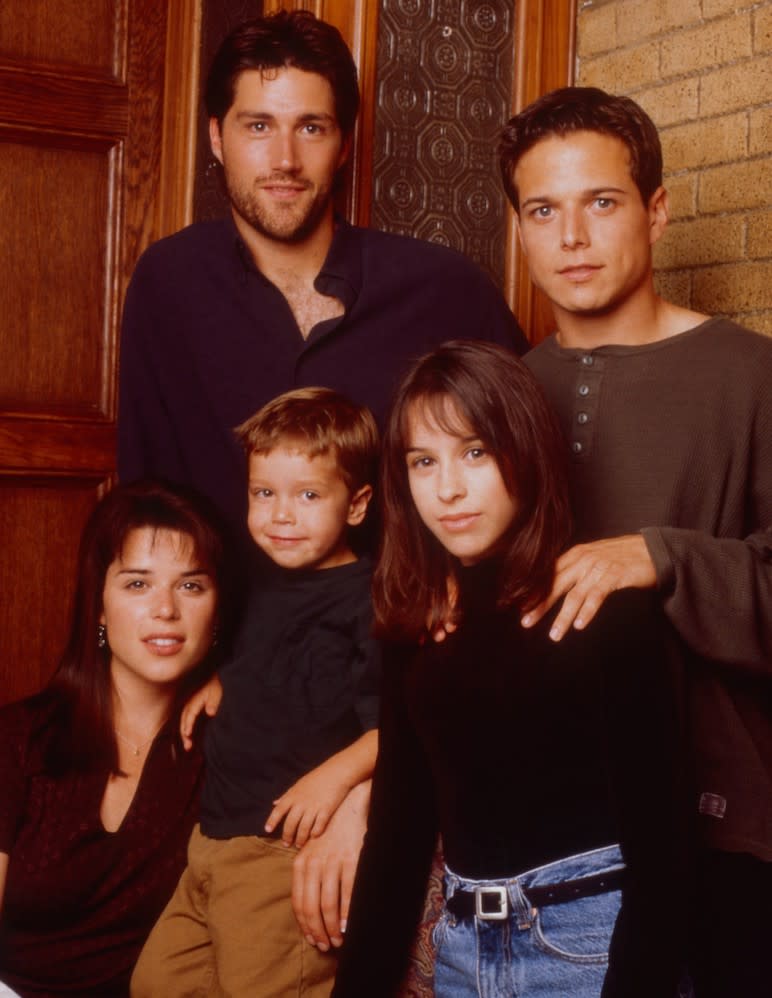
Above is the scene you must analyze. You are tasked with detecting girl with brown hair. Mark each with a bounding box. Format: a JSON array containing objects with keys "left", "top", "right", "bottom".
[
  {"left": 0, "top": 480, "right": 235, "bottom": 997},
  {"left": 333, "top": 341, "right": 683, "bottom": 998}
]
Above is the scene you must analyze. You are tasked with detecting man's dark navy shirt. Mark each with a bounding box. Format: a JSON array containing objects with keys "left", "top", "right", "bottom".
[{"left": 118, "top": 216, "right": 527, "bottom": 533}]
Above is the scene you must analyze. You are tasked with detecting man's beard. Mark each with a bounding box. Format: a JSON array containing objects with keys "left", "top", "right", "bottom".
[{"left": 223, "top": 171, "right": 333, "bottom": 245}]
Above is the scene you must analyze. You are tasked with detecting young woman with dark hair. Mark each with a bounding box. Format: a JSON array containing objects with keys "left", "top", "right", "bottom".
[
  {"left": 0, "top": 480, "right": 235, "bottom": 997},
  {"left": 333, "top": 341, "right": 684, "bottom": 998}
]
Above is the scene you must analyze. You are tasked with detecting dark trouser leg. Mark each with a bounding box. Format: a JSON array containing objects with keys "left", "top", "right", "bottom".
[{"left": 689, "top": 848, "right": 771, "bottom": 998}]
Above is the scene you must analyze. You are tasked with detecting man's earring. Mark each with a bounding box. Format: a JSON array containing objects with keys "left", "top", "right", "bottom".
[{"left": 97, "top": 623, "right": 107, "bottom": 649}]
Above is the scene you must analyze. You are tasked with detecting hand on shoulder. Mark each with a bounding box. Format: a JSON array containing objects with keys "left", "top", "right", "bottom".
[{"left": 521, "top": 534, "right": 657, "bottom": 641}]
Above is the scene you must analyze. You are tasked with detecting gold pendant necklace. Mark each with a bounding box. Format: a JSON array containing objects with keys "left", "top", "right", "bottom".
[{"left": 114, "top": 724, "right": 162, "bottom": 757}]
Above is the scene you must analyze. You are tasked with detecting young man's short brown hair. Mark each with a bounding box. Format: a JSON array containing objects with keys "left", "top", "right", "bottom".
[
  {"left": 205, "top": 9, "right": 360, "bottom": 138},
  {"left": 499, "top": 86, "right": 663, "bottom": 211},
  {"left": 235, "top": 387, "right": 378, "bottom": 494}
]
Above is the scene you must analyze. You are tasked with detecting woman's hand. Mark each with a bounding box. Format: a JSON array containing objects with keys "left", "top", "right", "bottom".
[
  {"left": 0, "top": 851, "right": 8, "bottom": 915},
  {"left": 291, "top": 780, "right": 371, "bottom": 951},
  {"left": 179, "top": 673, "right": 222, "bottom": 750}
]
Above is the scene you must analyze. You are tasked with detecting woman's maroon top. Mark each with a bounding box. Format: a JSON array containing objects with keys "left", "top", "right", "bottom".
[{"left": 0, "top": 695, "right": 203, "bottom": 997}]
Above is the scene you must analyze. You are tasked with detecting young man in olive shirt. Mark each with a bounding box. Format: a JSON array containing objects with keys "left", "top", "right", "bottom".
[{"left": 500, "top": 87, "right": 771, "bottom": 997}]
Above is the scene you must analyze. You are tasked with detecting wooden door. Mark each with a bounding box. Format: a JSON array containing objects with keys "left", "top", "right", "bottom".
[{"left": 0, "top": 0, "right": 185, "bottom": 704}]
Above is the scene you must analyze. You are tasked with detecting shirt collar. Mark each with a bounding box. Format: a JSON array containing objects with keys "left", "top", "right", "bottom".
[
  {"left": 315, "top": 216, "right": 362, "bottom": 311},
  {"left": 227, "top": 213, "right": 363, "bottom": 309}
]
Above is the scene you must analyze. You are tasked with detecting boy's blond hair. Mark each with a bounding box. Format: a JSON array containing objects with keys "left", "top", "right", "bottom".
[{"left": 235, "top": 387, "right": 379, "bottom": 493}]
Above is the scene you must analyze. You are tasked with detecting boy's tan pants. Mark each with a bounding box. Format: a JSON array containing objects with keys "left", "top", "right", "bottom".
[{"left": 131, "top": 825, "right": 337, "bottom": 998}]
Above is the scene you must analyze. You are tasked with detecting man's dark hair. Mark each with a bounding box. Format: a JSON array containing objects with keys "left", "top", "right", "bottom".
[
  {"left": 499, "top": 86, "right": 663, "bottom": 211},
  {"left": 205, "top": 9, "right": 360, "bottom": 138}
]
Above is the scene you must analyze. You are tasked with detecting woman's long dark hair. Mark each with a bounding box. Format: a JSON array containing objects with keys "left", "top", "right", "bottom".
[
  {"left": 44, "top": 479, "right": 237, "bottom": 776},
  {"left": 374, "top": 341, "right": 572, "bottom": 642}
]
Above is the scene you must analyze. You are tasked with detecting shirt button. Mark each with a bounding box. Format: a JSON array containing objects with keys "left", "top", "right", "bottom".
[
  {"left": 581, "top": 355, "right": 594, "bottom": 366},
  {"left": 577, "top": 412, "right": 589, "bottom": 424},
  {"left": 572, "top": 441, "right": 583, "bottom": 454},
  {"left": 578, "top": 384, "right": 590, "bottom": 397}
]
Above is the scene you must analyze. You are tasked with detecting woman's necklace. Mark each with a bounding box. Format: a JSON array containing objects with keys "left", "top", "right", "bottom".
[{"left": 114, "top": 722, "right": 164, "bottom": 757}]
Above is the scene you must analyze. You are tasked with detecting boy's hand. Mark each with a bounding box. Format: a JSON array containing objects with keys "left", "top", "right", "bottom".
[
  {"left": 265, "top": 757, "right": 352, "bottom": 847},
  {"left": 179, "top": 673, "right": 223, "bottom": 750},
  {"left": 291, "top": 780, "right": 370, "bottom": 951}
]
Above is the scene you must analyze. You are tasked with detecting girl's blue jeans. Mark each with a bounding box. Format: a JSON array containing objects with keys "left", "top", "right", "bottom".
[{"left": 433, "top": 844, "right": 624, "bottom": 998}]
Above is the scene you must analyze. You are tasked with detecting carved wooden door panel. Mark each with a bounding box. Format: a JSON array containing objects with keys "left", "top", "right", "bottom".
[{"left": 0, "top": 0, "right": 172, "bottom": 704}]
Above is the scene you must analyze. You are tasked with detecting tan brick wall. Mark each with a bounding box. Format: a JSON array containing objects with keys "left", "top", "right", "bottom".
[{"left": 576, "top": 0, "right": 772, "bottom": 335}]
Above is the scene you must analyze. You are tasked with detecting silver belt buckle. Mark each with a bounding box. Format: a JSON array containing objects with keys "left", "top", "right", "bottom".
[{"left": 475, "top": 885, "right": 508, "bottom": 920}]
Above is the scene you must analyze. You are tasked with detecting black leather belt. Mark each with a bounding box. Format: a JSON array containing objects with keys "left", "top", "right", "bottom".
[{"left": 445, "top": 867, "right": 626, "bottom": 922}]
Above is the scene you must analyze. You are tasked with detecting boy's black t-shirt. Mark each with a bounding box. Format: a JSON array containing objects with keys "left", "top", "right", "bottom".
[{"left": 200, "top": 557, "right": 380, "bottom": 839}]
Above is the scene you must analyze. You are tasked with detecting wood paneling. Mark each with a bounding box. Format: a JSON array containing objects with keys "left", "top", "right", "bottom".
[
  {"left": 0, "top": 67, "right": 128, "bottom": 137},
  {"left": 264, "top": 0, "right": 378, "bottom": 227},
  {"left": 315, "top": 0, "right": 379, "bottom": 227},
  {"left": 157, "top": 0, "right": 202, "bottom": 234},
  {"left": 0, "top": 0, "right": 120, "bottom": 75},
  {"left": 120, "top": 0, "right": 173, "bottom": 285},
  {"left": 0, "top": 418, "right": 116, "bottom": 474},
  {"left": 0, "top": 141, "right": 112, "bottom": 413},
  {"left": 0, "top": 0, "right": 176, "bottom": 704},
  {"left": 507, "top": 0, "right": 577, "bottom": 342},
  {"left": 0, "top": 480, "right": 101, "bottom": 701}
]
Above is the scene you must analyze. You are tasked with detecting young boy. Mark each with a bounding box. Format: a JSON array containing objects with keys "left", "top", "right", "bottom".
[{"left": 132, "top": 388, "right": 381, "bottom": 998}]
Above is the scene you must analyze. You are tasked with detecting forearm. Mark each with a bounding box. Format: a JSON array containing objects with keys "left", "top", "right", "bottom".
[
  {"left": 318, "top": 729, "right": 378, "bottom": 794},
  {"left": 0, "top": 850, "right": 8, "bottom": 915},
  {"left": 266, "top": 732, "right": 378, "bottom": 843},
  {"left": 643, "top": 526, "right": 772, "bottom": 672}
]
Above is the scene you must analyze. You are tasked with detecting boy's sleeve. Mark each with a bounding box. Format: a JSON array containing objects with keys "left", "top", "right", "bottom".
[{"left": 350, "top": 602, "right": 382, "bottom": 731}]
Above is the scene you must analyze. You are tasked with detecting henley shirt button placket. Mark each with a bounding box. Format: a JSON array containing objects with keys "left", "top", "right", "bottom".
[{"left": 571, "top": 354, "right": 602, "bottom": 458}]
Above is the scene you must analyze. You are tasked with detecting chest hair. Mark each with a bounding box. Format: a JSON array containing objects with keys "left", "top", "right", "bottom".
[{"left": 279, "top": 278, "right": 344, "bottom": 340}]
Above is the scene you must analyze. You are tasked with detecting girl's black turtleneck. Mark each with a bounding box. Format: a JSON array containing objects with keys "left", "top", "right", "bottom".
[{"left": 333, "top": 572, "right": 684, "bottom": 997}]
